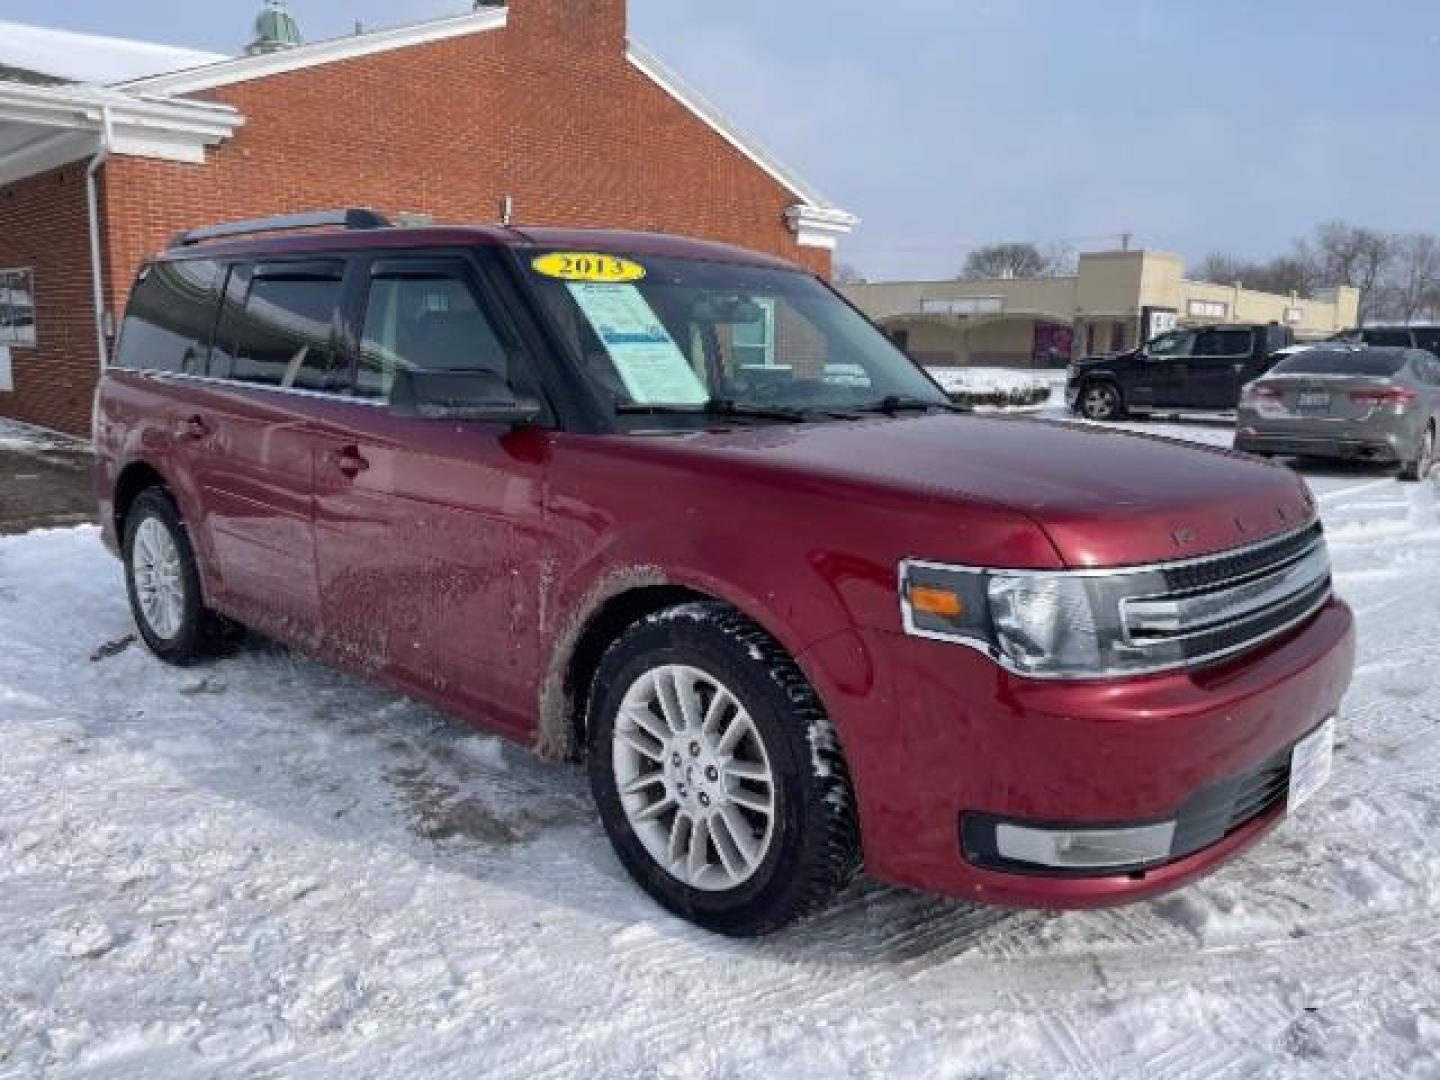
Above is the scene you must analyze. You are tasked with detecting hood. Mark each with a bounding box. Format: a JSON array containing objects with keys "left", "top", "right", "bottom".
[{"left": 654, "top": 414, "right": 1313, "bottom": 569}]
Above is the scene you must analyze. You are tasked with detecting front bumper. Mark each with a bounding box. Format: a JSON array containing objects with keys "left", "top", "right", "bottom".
[{"left": 801, "top": 598, "right": 1355, "bottom": 908}]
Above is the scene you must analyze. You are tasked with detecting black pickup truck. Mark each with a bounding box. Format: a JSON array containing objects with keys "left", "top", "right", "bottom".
[{"left": 1066, "top": 323, "right": 1295, "bottom": 421}]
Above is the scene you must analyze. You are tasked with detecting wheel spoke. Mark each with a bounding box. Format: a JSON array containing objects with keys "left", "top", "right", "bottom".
[
  {"left": 624, "top": 703, "right": 670, "bottom": 744},
  {"left": 667, "top": 811, "right": 689, "bottom": 868},
  {"left": 673, "top": 668, "right": 702, "bottom": 732},
  {"left": 715, "top": 710, "right": 753, "bottom": 757},
  {"left": 701, "top": 688, "right": 732, "bottom": 736},
  {"left": 621, "top": 770, "right": 666, "bottom": 796},
  {"left": 654, "top": 672, "right": 683, "bottom": 734},
  {"left": 686, "top": 814, "right": 711, "bottom": 882},
  {"left": 724, "top": 759, "right": 769, "bottom": 783},
  {"left": 709, "top": 810, "right": 747, "bottom": 880},
  {"left": 634, "top": 793, "right": 677, "bottom": 824},
  {"left": 616, "top": 726, "right": 664, "bottom": 762},
  {"left": 727, "top": 785, "right": 773, "bottom": 816}
]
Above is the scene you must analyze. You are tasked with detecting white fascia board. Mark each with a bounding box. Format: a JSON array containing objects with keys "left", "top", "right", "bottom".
[
  {"left": 0, "top": 82, "right": 243, "bottom": 185},
  {"left": 626, "top": 40, "right": 855, "bottom": 226},
  {"left": 119, "top": 8, "right": 508, "bottom": 96},
  {"left": 785, "top": 204, "right": 860, "bottom": 250},
  {"left": 0, "top": 129, "right": 96, "bottom": 187}
]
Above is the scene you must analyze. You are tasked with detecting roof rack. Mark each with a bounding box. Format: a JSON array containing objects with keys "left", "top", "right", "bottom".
[{"left": 170, "top": 208, "right": 392, "bottom": 248}]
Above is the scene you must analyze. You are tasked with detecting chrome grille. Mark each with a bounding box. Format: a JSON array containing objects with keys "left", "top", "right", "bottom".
[{"left": 1119, "top": 524, "right": 1332, "bottom": 669}]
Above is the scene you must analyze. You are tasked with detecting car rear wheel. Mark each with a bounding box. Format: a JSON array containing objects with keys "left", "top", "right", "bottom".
[
  {"left": 123, "top": 488, "right": 233, "bottom": 665},
  {"left": 587, "top": 602, "right": 860, "bottom": 936},
  {"left": 1400, "top": 423, "right": 1435, "bottom": 482},
  {"left": 1078, "top": 381, "right": 1124, "bottom": 422}
]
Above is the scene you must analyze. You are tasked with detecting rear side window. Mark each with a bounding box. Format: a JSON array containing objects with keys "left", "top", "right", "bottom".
[
  {"left": 1195, "top": 328, "right": 1253, "bottom": 357},
  {"left": 1363, "top": 329, "right": 1413, "bottom": 348},
  {"left": 1413, "top": 329, "right": 1440, "bottom": 357},
  {"left": 357, "top": 265, "right": 510, "bottom": 400},
  {"left": 115, "top": 259, "right": 222, "bottom": 374},
  {"left": 212, "top": 261, "right": 346, "bottom": 391},
  {"left": 1274, "top": 349, "right": 1408, "bottom": 377}
]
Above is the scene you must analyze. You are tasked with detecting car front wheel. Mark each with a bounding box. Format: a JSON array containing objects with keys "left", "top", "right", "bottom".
[
  {"left": 1078, "top": 381, "right": 1123, "bottom": 422},
  {"left": 587, "top": 602, "right": 860, "bottom": 936}
]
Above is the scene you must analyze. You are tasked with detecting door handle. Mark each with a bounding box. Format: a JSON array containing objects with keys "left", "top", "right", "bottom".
[
  {"left": 327, "top": 445, "right": 370, "bottom": 479},
  {"left": 176, "top": 415, "right": 210, "bottom": 441}
]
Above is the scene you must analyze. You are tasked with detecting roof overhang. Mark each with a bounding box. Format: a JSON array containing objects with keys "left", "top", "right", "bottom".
[{"left": 0, "top": 80, "right": 242, "bottom": 187}]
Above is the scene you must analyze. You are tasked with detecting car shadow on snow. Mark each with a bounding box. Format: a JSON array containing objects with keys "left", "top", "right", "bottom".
[{"left": 103, "top": 627, "right": 1034, "bottom": 964}]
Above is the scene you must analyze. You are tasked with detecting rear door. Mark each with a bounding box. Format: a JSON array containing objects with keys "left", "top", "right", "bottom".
[
  {"left": 312, "top": 251, "right": 555, "bottom": 738},
  {"left": 1189, "top": 327, "right": 1254, "bottom": 409},
  {"left": 1133, "top": 329, "right": 1195, "bottom": 408},
  {"left": 179, "top": 259, "right": 348, "bottom": 643}
]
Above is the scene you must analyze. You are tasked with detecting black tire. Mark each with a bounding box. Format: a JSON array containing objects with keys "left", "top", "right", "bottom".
[
  {"left": 1078, "top": 380, "right": 1124, "bottom": 422},
  {"left": 586, "top": 602, "right": 860, "bottom": 936},
  {"left": 122, "top": 487, "right": 233, "bottom": 665},
  {"left": 1399, "top": 423, "right": 1435, "bottom": 482}
]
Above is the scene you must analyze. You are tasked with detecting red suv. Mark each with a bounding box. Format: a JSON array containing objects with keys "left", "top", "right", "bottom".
[{"left": 94, "top": 210, "right": 1354, "bottom": 936}]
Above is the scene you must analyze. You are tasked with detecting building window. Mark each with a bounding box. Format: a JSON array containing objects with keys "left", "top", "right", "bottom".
[
  {"left": 0, "top": 269, "right": 37, "bottom": 346},
  {"left": 1187, "top": 299, "right": 1229, "bottom": 320},
  {"left": 731, "top": 298, "right": 776, "bottom": 367}
]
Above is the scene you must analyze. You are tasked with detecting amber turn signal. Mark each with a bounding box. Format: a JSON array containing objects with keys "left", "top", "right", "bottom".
[{"left": 908, "top": 585, "right": 964, "bottom": 618}]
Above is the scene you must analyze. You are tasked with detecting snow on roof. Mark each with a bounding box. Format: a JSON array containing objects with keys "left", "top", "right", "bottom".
[{"left": 0, "top": 21, "right": 227, "bottom": 85}]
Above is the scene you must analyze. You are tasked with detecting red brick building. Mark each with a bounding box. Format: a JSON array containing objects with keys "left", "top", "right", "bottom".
[{"left": 0, "top": 1, "right": 856, "bottom": 434}]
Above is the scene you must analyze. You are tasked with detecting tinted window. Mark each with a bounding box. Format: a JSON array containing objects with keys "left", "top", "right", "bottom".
[
  {"left": 1146, "top": 330, "right": 1195, "bottom": 357},
  {"left": 1364, "top": 329, "right": 1413, "bottom": 348},
  {"left": 1413, "top": 328, "right": 1440, "bottom": 357},
  {"left": 213, "top": 262, "right": 345, "bottom": 391},
  {"left": 1274, "top": 349, "right": 1408, "bottom": 377},
  {"left": 115, "top": 259, "right": 222, "bottom": 374},
  {"left": 1195, "top": 328, "right": 1252, "bottom": 357},
  {"left": 357, "top": 266, "right": 510, "bottom": 400}
]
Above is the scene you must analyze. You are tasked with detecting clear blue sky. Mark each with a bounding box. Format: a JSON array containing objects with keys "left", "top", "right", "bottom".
[{"left": 7, "top": 0, "right": 1438, "bottom": 279}]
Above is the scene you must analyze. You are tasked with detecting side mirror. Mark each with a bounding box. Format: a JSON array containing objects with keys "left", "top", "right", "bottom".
[{"left": 389, "top": 368, "right": 543, "bottom": 424}]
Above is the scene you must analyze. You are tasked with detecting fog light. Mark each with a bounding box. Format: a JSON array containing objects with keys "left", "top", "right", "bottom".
[{"left": 995, "top": 820, "right": 1176, "bottom": 870}]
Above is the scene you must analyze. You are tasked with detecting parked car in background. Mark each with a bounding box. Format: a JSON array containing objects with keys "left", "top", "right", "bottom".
[
  {"left": 1236, "top": 345, "right": 1440, "bottom": 480},
  {"left": 1330, "top": 325, "right": 1440, "bottom": 356},
  {"left": 1067, "top": 323, "right": 1294, "bottom": 421},
  {"left": 95, "top": 211, "right": 1354, "bottom": 935}
]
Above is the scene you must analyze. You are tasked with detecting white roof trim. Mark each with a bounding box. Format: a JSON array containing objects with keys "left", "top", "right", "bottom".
[
  {"left": 626, "top": 40, "right": 851, "bottom": 220},
  {"left": 785, "top": 204, "right": 860, "bottom": 251},
  {"left": 0, "top": 81, "right": 242, "bottom": 186},
  {"left": 119, "top": 8, "right": 508, "bottom": 96}
]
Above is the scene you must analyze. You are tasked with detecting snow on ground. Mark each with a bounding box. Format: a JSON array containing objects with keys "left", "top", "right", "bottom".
[
  {"left": 929, "top": 365, "right": 1066, "bottom": 398},
  {"left": 2, "top": 422, "right": 1440, "bottom": 1077}
]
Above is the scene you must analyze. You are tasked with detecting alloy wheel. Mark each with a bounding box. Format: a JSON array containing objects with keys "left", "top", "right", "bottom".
[
  {"left": 132, "top": 517, "right": 186, "bottom": 640},
  {"left": 612, "top": 664, "right": 776, "bottom": 892},
  {"left": 1082, "top": 384, "right": 1118, "bottom": 421}
]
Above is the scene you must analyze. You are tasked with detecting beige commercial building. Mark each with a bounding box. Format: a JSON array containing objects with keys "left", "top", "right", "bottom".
[{"left": 841, "top": 250, "right": 1361, "bottom": 368}]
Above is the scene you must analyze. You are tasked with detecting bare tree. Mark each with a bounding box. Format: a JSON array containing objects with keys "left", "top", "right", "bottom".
[
  {"left": 1379, "top": 233, "right": 1440, "bottom": 323},
  {"left": 832, "top": 262, "right": 867, "bottom": 285},
  {"left": 1311, "top": 221, "right": 1396, "bottom": 322},
  {"left": 961, "top": 242, "right": 1055, "bottom": 280}
]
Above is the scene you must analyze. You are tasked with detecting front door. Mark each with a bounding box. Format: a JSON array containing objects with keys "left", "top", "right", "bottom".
[
  {"left": 313, "top": 253, "right": 554, "bottom": 738},
  {"left": 1132, "top": 329, "right": 1195, "bottom": 409},
  {"left": 181, "top": 259, "right": 348, "bottom": 643},
  {"left": 1189, "top": 327, "right": 1254, "bottom": 410}
]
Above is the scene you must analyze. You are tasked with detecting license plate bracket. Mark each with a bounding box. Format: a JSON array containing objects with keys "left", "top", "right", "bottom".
[{"left": 1297, "top": 391, "right": 1331, "bottom": 411}]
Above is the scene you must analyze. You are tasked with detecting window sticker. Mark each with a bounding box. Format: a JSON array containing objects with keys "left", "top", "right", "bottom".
[
  {"left": 566, "top": 283, "right": 708, "bottom": 405},
  {"left": 534, "top": 252, "right": 647, "bottom": 284}
]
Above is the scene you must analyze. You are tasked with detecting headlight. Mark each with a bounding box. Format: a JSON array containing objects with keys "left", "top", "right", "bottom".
[{"left": 899, "top": 560, "right": 1181, "bottom": 679}]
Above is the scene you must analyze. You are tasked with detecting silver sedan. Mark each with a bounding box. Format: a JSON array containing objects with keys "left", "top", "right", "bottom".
[{"left": 1235, "top": 346, "right": 1440, "bottom": 481}]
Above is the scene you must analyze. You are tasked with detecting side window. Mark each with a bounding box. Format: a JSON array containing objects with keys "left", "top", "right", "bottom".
[
  {"left": 730, "top": 298, "right": 777, "bottom": 368},
  {"left": 1365, "top": 329, "right": 1413, "bottom": 348},
  {"left": 115, "top": 259, "right": 222, "bottom": 374},
  {"left": 357, "top": 264, "right": 510, "bottom": 400},
  {"left": 1147, "top": 330, "right": 1195, "bottom": 358},
  {"left": 1195, "top": 329, "right": 1253, "bottom": 358},
  {"left": 213, "top": 261, "right": 346, "bottom": 391},
  {"left": 1414, "top": 329, "right": 1440, "bottom": 357}
]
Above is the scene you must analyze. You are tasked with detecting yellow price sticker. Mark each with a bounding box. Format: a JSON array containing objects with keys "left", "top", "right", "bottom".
[{"left": 532, "top": 252, "right": 647, "bottom": 284}]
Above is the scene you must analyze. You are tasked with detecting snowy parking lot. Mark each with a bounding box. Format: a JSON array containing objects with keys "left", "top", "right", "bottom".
[{"left": 2, "top": 416, "right": 1439, "bottom": 1078}]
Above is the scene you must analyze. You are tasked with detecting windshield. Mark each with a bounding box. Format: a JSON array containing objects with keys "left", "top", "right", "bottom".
[
  {"left": 522, "top": 251, "right": 949, "bottom": 417},
  {"left": 1274, "top": 349, "right": 1408, "bottom": 376}
]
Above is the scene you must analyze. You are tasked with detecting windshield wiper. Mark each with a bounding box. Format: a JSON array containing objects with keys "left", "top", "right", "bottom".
[
  {"left": 615, "top": 398, "right": 818, "bottom": 423},
  {"left": 851, "top": 395, "right": 969, "bottom": 416}
]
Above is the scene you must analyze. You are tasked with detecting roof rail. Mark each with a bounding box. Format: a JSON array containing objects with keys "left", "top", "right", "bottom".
[{"left": 170, "top": 208, "right": 392, "bottom": 248}]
